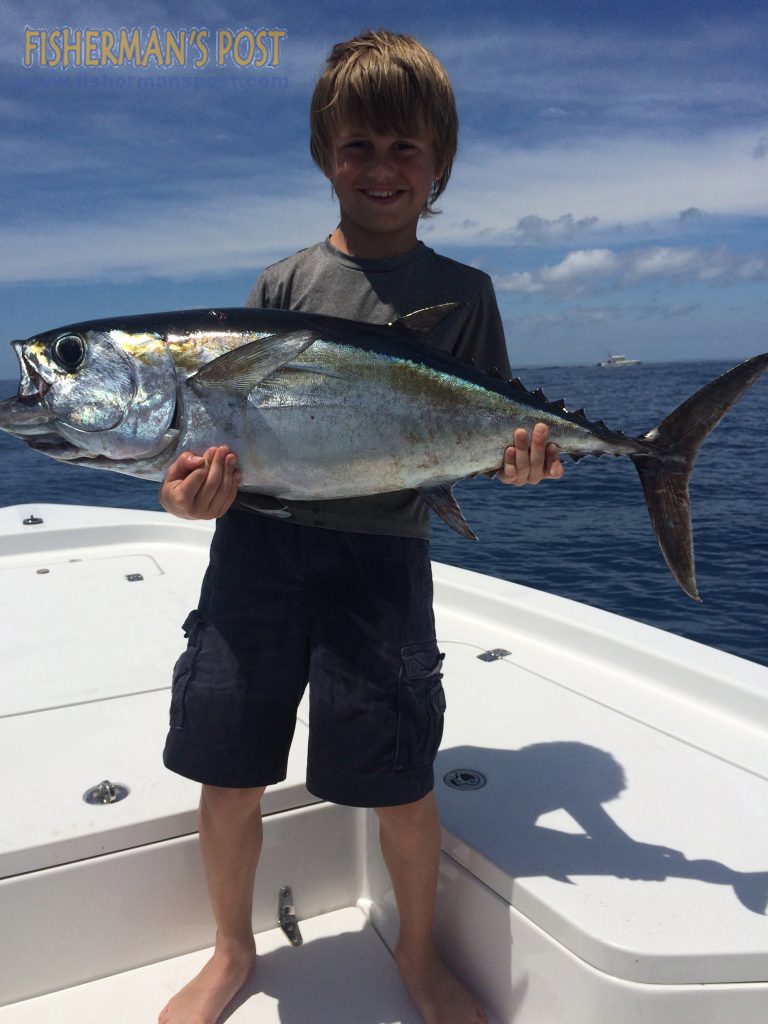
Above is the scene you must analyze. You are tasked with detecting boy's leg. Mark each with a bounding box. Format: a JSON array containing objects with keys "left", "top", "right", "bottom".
[
  {"left": 161, "top": 513, "right": 312, "bottom": 1021},
  {"left": 375, "top": 792, "right": 487, "bottom": 1024},
  {"left": 307, "top": 529, "right": 485, "bottom": 1019},
  {"left": 158, "top": 784, "right": 265, "bottom": 1024}
]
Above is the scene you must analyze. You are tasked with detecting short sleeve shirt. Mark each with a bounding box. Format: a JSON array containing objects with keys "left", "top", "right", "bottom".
[{"left": 244, "top": 238, "right": 511, "bottom": 538}]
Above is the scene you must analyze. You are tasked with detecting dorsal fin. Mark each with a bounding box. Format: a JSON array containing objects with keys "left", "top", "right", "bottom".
[{"left": 390, "top": 302, "right": 463, "bottom": 334}]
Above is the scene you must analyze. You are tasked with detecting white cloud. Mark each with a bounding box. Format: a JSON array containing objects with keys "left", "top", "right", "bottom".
[
  {"left": 478, "top": 213, "right": 599, "bottom": 245},
  {"left": 431, "top": 130, "right": 768, "bottom": 237},
  {"left": 495, "top": 245, "right": 768, "bottom": 297},
  {"left": 0, "top": 184, "right": 335, "bottom": 283},
  {"left": 504, "top": 300, "right": 703, "bottom": 335},
  {"left": 542, "top": 249, "right": 620, "bottom": 285},
  {"left": 629, "top": 247, "right": 701, "bottom": 280}
]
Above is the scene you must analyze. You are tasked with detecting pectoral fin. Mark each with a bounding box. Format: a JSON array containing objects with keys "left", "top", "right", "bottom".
[
  {"left": 190, "top": 330, "right": 318, "bottom": 395},
  {"left": 418, "top": 483, "right": 477, "bottom": 540}
]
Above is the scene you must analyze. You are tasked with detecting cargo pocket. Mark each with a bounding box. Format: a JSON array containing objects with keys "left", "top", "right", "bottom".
[
  {"left": 393, "top": 639, "right": 446, "bottom": 772},
  {"left": 168, "top": 610, "right": 204, "bottom": 730}
]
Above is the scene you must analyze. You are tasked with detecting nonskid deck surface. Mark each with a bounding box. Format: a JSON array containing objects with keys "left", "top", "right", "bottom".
[{"left": 0, "top": 907, "right": 422, "bottom": 1024}]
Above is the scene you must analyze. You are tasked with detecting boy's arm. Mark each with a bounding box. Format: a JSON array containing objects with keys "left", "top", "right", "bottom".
[{"left": 160, "top": 446, "right": 241, "bottom": 520}]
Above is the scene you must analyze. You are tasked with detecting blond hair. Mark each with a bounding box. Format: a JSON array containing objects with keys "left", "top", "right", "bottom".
[{"left": 310, "top": 30, "right": 458, "bottom": 215}]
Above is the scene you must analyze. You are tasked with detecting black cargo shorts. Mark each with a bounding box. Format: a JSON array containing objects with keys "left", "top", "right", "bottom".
[{"left": 163, "top": 509, "right": 446, "bottom": 807}]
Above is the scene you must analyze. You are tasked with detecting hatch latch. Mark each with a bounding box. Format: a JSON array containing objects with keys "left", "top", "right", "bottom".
[
  {"left": 476, "top": 648, "right": 511, "bottom": 662},
  {"left": 278, "top": 885, "right": 303, "bottom": 946}
]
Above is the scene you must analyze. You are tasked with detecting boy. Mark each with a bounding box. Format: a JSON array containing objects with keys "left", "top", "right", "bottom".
[{"left": 159, "top": 30, "right": 562, "bottom": 1024}]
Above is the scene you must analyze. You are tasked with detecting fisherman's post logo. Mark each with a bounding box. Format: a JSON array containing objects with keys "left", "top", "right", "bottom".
[{"left": 23, "top": 27, "right": 286, "bottom": 70}]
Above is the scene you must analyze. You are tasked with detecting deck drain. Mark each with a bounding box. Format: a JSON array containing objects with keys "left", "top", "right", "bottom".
[{"left": 443, "top": 769, "right": 487, "bottom": 791}]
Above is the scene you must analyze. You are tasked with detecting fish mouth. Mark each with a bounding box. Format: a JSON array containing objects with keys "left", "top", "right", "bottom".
[
  {"left": 0, "top": 397, "right": 94, "bottom": 461},
  {"left": 0, "top": 393, "right": 54, "bottom": 435},
  {"left": 0, "top": 391, "right": 93, "bottom": 463},
  {"left": 0, "top": 349, "right": 54, "bottom": 435}
]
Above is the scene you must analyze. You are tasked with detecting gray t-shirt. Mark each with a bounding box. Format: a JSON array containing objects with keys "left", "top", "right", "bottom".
[{"left": 244, "top": 238, "right": 511, "bottom": 538}]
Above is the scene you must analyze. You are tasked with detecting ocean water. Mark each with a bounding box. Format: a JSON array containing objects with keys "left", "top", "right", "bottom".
[{"left": 1, "top": 360, "right": 766, "bottom": 667}]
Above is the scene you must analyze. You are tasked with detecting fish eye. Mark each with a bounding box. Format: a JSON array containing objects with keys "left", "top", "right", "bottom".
[{"left": 52, "top": 333, "right": 86, "bottom": 372}]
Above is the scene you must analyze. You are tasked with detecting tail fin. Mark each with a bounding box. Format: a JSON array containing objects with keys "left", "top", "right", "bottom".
[{"left": 630, "top": 352, "right": 768, "bottom": 600}]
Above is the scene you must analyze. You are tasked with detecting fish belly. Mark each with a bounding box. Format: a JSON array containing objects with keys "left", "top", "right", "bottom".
[{"left": 237, "top": 400, "right": 510, "bottom": 499}]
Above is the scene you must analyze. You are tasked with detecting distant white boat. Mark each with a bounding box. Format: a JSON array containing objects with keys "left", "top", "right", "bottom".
[{"left": 598, "top": 353, "right": 642, "bottom": 367}]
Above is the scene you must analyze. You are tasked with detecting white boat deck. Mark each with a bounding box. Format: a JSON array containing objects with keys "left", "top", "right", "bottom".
[
  {"left": 1, "top": 503, "right": 766, "bottom": 1023},
  {"left": 0, "top": 908, "right": 421, "bottom": 1024}
]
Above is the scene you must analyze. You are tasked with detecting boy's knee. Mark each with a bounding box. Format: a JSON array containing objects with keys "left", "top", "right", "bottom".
[
  {"left": 200, "top": 784, "right": 266, "bottom": 816},
  {"left": 374, "top": 791, "right": 436, "bottom": 828}
]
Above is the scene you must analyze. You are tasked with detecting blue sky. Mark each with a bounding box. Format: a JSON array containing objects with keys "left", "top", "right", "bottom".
[{"left": 1, "top": 0, "right": 766, "bottom": 377}]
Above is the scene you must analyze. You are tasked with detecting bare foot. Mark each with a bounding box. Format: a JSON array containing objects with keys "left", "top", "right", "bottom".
[
  {"left": 158, "top": 939, "right": 257, "bottom": 1024},
  {"left": 394, "top": 944, "right": 487, "bottom": 1024}
]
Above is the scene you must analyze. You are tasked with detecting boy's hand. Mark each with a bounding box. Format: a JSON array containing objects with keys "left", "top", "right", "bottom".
[
  {"left": 497, "top": 423, "right": 564, "bottom": 486},
  {"left": 160, "top": 446, "right": 241, "bottom": 520}
]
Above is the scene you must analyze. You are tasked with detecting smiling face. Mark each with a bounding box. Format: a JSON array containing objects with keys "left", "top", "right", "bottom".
[{"left": 325, "top": 121, "right": 444, "bottom": 259}]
